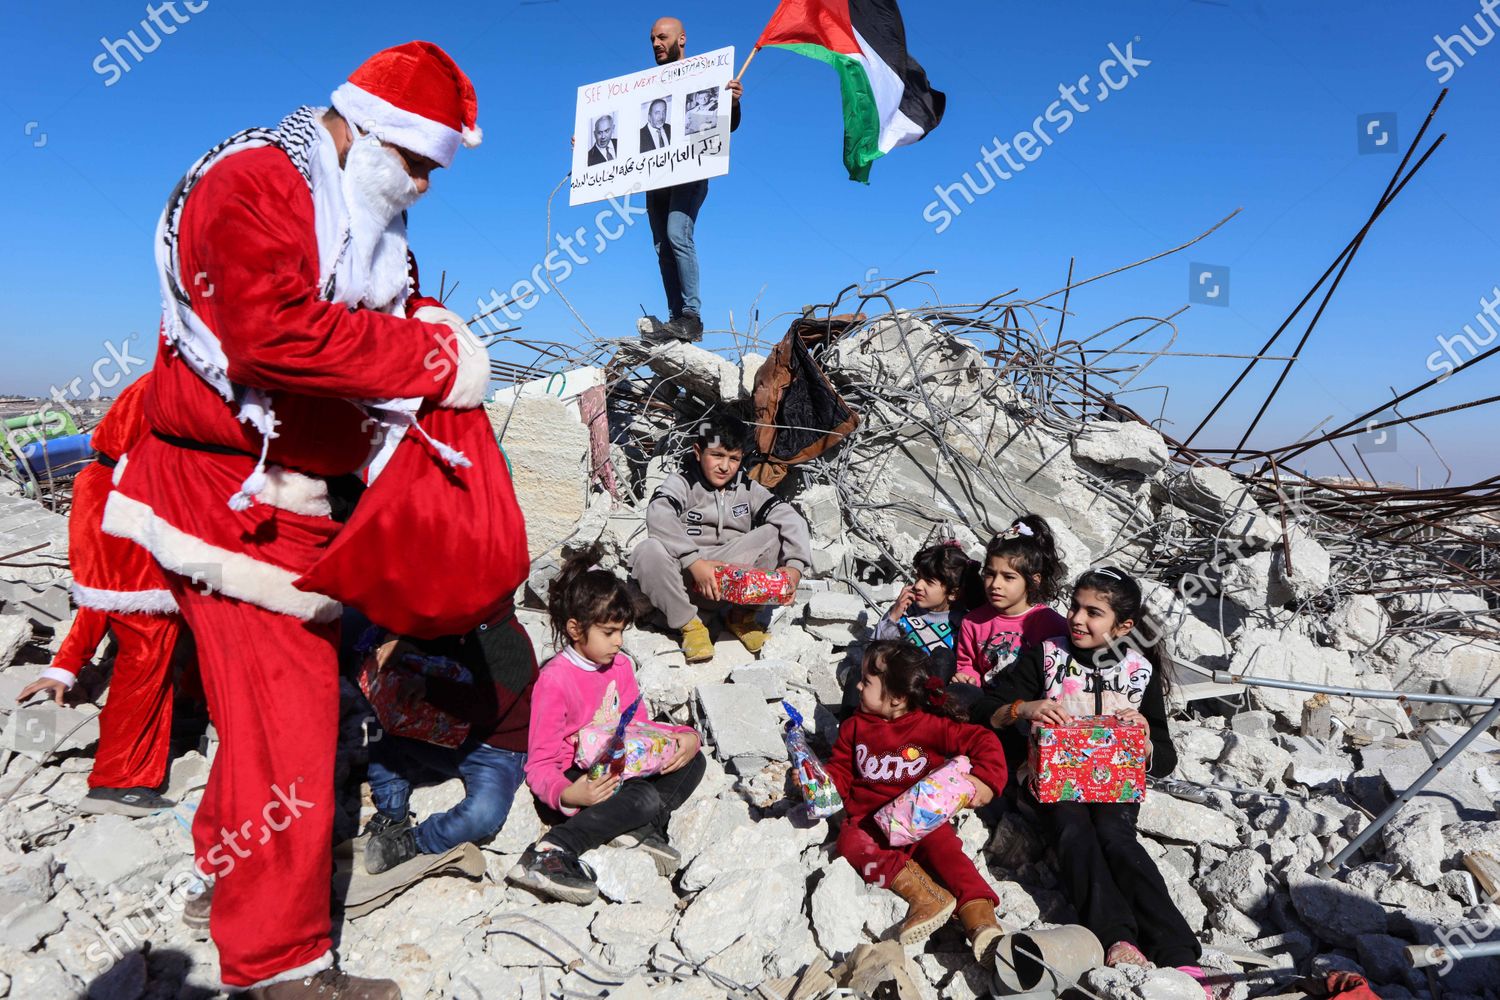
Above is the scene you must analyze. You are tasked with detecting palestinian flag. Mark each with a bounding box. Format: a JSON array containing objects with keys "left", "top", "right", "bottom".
[{"left": 755, "top": 0, "right": 945, "bottom": 183}]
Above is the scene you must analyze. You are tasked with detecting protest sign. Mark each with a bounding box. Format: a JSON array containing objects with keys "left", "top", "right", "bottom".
[{"left": 570, "top": 46, "right": 734, "bottom": 206}]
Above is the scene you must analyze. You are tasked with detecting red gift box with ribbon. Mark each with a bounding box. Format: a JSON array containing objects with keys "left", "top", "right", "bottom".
[{"left": 1029, "top": 715, "right": 1147, "bottom": 804}]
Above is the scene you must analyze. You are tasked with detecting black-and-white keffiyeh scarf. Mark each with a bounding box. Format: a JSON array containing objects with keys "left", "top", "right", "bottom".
[{"left": 154, "top": 106, "right": 462, "bottom": 511}]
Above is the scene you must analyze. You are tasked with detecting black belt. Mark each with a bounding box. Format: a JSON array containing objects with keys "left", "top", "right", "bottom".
[
  {"left": 95, "top": 454, "right": 119, "bottom": 470},
  {"left": 151, "top": 430, "right": 258, "bottom": 458}
]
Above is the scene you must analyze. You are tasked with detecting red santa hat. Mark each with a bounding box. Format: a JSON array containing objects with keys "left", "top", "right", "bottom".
[{"left": 330, "top": 41, "right": 481, "bottom": 168}]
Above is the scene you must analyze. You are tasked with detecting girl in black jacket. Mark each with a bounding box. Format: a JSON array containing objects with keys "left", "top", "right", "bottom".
[{"left": 977, "top": 567, "right": 1204, "bottom": 980}]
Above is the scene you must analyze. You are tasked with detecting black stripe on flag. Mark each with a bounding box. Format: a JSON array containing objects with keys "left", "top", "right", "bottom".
[{"left": 847, "top": 0, "right": 946, "bottom": 135}]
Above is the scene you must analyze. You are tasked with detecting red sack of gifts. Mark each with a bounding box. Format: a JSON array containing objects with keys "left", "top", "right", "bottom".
[
  {"left": 295, "top": 406, "right": 529, "bottom": 639},
  {"left": 714, "top": 564, "right": 797, "bottom": 606},
  {"left": 1029, "top": 715, "right": 1147, "bottom": 804},
  {"left": 359, "top": 635, "right": 472, "bottom": 748}
]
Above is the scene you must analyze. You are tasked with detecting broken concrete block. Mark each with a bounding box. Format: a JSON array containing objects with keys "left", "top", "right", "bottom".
[
  {"left": 694, "top": 684, "right": 787, "bottom": 774},
  {"left": 1198, "top": 849, "right": 1273, "bottom": 915},
  {"left": 805, "top": 592, "right": 867, "bottom": 623},
  {"left": 1214, "top": 732, "right": 1292, "bottom": 789},
  {"left": 1229, "top": 711, "right": 1278, "bottom": 741},
  {"left": 1287, "top": 873, "right": 1388, "bottom": 948},
  {"left": 1329, "top": 593, "right": 1388, "bottom": 652},
  {"left": 0, "top": 893, "right": 64, "bottom": 950},
  {"left": 1272, "top": 530, "right": 1332, "bottom": 603},
  {"left": 486, "top": 395, "right": 591, "bottom": 561},
  {"left": 1171, "top": 465, "right": 1281, "bottom": 551},
  {"left": 794, "top": 484, "right": 843, "bottom": 545},
  {"left": 1138, "top": 791, "right": 1241, "bottom": 848},
  {"left": 1228, "top": 629, "right": 1357, "bottom": 727},
  {"left": 56, "top": 814, "right": 165, "bottom": 890},
  {"left": 1381, "top": 803, "right": 1444, "bottom": 886},
  {"left": 636, "top": 341, "right": 741, "bottom": 402},
  {"left": 1070, "top": 421, "right": 1169, "bottom": 476},
  {"left": 1218, "top": 551, "right": 1288, "bottom": 611},
  {"left": 0, "top": 615, "right": 31, "bottom": 669},
  {"left": 578, "top": 846, "right": 675, "bottom": 906},
  {"left": 727, "top": 662, "right": 787, "bottom": 700}
]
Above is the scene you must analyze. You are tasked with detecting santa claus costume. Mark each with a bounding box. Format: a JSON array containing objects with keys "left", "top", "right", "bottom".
[
  {"left": 27, "top": 372, "right": 184, "bottom": 810},
  {"left": 102, "top": 42, "right": 499, "bottom": 997}
]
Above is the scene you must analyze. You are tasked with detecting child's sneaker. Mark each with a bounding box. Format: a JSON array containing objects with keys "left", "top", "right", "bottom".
[
  {"left": 724, "top": 607, "right": 768, "bottom": 654},
  {"left": 610, "top": 825, "right": 682, "bottom": 876},
  {"left": 507, "top": 845, "right": 600, "bottom": 904},
  {"left": 364, "top": 826, "right": 420, "bottom": 874},
  {"left": 681, "top": 618, "right": 714, "bottom": 663},
  {"left": 1105, "top": 941, "right": 1153, "bottom": 969},
  {"left": 361, "top": 811, "right": 412, "bottom": 839}
]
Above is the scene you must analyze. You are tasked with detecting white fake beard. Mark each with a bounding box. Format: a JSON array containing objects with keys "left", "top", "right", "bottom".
[{"left": 342, "top": 132, "right": 423, "bottom": 311}]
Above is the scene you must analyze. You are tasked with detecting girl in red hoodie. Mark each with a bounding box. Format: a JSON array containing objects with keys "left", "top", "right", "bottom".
[{"left": 827, "top": 641, "right": 1009, "bottom": 966}]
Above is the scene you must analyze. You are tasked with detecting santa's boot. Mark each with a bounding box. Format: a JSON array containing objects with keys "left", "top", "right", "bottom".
[
  {"left": 957, "top": 898, "right": 1004, "bottom": 967},
  {"left": 245, "top": 967, "right": 400, "bottom": 999},
  {"left": 889, "top": 860, "right": 956, "bottom": 945},
  {"left": 680, "top": 619, "right": 714, "bottom": 663}
]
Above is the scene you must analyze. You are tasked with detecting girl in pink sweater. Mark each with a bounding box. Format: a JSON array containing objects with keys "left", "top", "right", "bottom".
[
  {"left": 954, "top": 515, "right": 1070, "bottom": 691},
  {"left": 507, "top": 546, "right": 704, "bottom": 904}
]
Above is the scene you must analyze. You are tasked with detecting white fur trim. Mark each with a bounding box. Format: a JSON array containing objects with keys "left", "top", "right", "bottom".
[
  {"left": 331, "top": 82, "right": 462, "bottom": 167},
  {"left": 40, "top": 667, "right": 78, "bottom": 689},
  {"left": 259, "top": 467, "right": 333, "bottom": 518},
  {"left": 112, "top": 452, "right": 128, "bottom": 486},
  {"left": 245, "top": 949, "right": 335, "bottom": 989},
  {"left": 72, "top": 582, "right": 179, "bottom": 616},
  {"left": 101, "top": 492, "right": 341, "bottom": 624},
  {"left": 414, "top": 306, "right": 489, "bottom": 409},
  {"left": 462, "top": 124, "right": 483, "bottom": 148}
]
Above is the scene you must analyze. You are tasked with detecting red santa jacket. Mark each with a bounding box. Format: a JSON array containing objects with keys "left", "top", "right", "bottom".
[
  {"left": 105, "top": 145, "right": 479, "bottom": 623},
  {"left": 70, "top": 373, "right": 175, "bottom": 615},
  {"left": 827, "top": 709, "right": 1008, "bottom": 823}
]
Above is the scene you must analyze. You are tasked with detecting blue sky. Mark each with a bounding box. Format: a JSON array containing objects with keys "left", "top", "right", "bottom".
[{"left": 4, "top": 1, "right": 1498, "bottom": 487}]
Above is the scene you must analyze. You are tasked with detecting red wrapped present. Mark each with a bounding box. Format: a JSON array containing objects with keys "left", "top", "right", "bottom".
[
  {"left": 714, "top": 564, "right": 796, "bottom": 605},
  {"left": 358, "top": 636, "right": 473, "bottom": 749},
  {"left": 1029, "top": 715, "right": 1146, "bottom": 804}
]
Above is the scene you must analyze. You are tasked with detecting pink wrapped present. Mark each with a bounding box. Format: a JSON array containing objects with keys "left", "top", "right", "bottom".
[
  {"left": 715, "top": 564, "right": 796, "bottom": 606},
  {"left": 574, "top": 719, "right": 679, "bottom": 781},
  {"left": 874, "top": 755, "right": 976, "bottom": 847}
]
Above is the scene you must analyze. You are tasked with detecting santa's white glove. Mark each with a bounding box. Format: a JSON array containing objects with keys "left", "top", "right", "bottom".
[{"left": 415, "top": 305, "right": 489, "bottom": 409}]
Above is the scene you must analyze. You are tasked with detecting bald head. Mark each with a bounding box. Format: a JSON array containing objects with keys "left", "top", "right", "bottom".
[{"left": 651, "top": 17, "right": 685, "bottom": 64}]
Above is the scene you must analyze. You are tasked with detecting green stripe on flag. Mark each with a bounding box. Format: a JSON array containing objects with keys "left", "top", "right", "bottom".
[{"left": 767, "top": 42, "right": 884, "bottom": 183}]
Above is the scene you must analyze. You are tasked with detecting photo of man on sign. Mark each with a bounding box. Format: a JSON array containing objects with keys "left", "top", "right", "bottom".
[{"left": 639, "top": 97, "right": 673, "bottom": 152}]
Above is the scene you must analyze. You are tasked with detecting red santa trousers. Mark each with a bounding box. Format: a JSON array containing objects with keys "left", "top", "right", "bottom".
[
  {"left": 838, "top": 815, "right": 998, "bottom": 908},
  {"left": 53, "top": 608, "right": 182, "bottom": 790},
  {"left": 169, "top": 577, "right": 339, "bottom": 988}
]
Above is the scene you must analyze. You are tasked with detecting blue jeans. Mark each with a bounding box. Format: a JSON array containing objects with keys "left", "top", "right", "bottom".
[
  {"left": 367, "top": 735, "right": 526, "bottom": 855},
  {"left": 646, "top": 180, "right": 708, "bottom": 319}
]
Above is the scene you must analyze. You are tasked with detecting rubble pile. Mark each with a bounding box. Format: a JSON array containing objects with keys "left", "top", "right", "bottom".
[{"left": 1, "top": 293, "right": 1499, "bottom": 999}]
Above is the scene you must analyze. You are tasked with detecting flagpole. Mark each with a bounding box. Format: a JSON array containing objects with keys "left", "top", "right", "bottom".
[{"left": 735, "top": 45, "right": 761, "bottom": 82}]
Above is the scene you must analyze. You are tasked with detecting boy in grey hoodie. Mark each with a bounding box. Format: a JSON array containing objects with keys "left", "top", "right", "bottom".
[{"left": 631, "top": 412, "right": 812, "bottom": 662}]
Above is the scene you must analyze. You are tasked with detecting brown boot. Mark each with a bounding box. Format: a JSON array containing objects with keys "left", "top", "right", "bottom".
[
  {"left": 245, "top": 968, "right": 401, "bottom": 999},
  {"left": 888, "top": 860, "right": 956, "bottom": 945},
  {"left": 957, "top": 898, "right": 1004, "bottom": 967}
]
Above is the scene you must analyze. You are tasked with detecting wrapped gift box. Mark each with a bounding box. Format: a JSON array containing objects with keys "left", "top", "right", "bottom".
[
  {"left": 575, "top": 719, "right": 680, "bottom": 781},
  {"left": 1029, "top": 715, "right": 1147, "bottom": 804},
  {"left": 874, "top": 755, "right": 976, "bottom": 846},
  {"left": 715, "top": 564, "right": 796, "bottom": 606},
  {"left": 358, "top": 639, "right": 473, "bottom": 748}
]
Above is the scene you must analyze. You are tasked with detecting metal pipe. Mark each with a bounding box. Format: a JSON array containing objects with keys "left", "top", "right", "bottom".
[
  {"left": 1407, "top": 939, "right": 1500, "bottom": 970},
  {"left": 1211, "top": 669, "right": 1500, "bottom": 708},
  {"left": 1317, "top": 698, "right": 1500, "bottom": 877}
]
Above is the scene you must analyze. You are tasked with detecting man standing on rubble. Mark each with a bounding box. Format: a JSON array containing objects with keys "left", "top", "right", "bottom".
[
  {"left": 103, "top": 42, "right": 490, "bottom": 1000},
  {"left": 643, "top": 16, "right": 742, "bottom": 343}
]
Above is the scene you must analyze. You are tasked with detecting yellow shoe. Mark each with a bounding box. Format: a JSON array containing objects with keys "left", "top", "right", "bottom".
[
  {"left": 681, "top": 619, "right": 714, "bottom": 663},
  {"left": 725, "top": 607, "right": 769, "bottom": 654}
]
